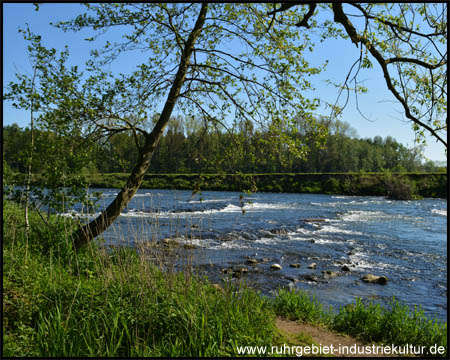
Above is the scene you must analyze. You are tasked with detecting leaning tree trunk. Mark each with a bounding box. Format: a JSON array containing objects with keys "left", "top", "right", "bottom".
[{"left": 72, "top": 4, "right": 208, "bottom": 250}]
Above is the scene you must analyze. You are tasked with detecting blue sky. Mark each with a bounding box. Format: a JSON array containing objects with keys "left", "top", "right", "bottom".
[{"left": 3, "top": 3, "right": 447, "bottom": 162}]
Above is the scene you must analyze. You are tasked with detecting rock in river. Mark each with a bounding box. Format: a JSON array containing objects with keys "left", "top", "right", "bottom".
[
  {"left": 322, "top": 270, "right": 338, "bottom": 278},
  {"left": 361, "top": 274, "right": 388, "bottom": 285},
  {"left": 270, "top": 263, "right": 282, "bottom": 270},
  {"left": 232, "top": 267, "right": 249, "bottom": 274},
  {"left": 341, "top": 265, "right": 351, "bottom": 272},
  {"left": 183, "top": 243, "right": 197, "bottom": 249},
  {"left": 247, "top": 258, "right": 259, "bottom": 265},
  {"left": 303, "top": 274, "right": 318, "bottom": 282},
  {"left": 289, "top": 263, "right": 301, "bottom": 268},
  {"left": 307, "top": 262, "right": 317, "bottom": 269}
]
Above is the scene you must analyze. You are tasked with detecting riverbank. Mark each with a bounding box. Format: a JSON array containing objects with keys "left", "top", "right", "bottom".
[
  {"left": 3, "top": 200, "right": 447, "bottom": 357},
  {"left": 84, "top": 172, "right": 447, "bottom": 199}
]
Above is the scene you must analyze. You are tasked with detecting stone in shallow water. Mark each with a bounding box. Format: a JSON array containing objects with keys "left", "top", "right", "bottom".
[
  {"left": 308, "top": 262, "right": 317, "bottom": 269},
  {"left": 341, "top": 265, "right": 351, "bottom": 272},
  {"left": 270, "top": 263, "right": 282, "bottom": 270},
  {"left": 162, "top": 238, "right": 179, "bottom": 246},
  {"left": 303, "top": 274, "right": 318, "bottom": 282},
  {"left": 322, "top": 270, "right": 338, "bottom": 278},
  {"left": 289, "top": 263, "right": 301, "bottom": 268},
  {"left": 247, "top": 258, "right": 259, "bottom": 265},
  {"left": 232, "top": 267, "right": 249, "bottom": 274},
  {"left": 361, "top": 274, "right": 388, "bottom": 285},
  {"left": 183, "top": 243, "right": 197, "bottom": 249}
]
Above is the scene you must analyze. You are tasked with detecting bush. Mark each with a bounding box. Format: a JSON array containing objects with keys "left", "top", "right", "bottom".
[
  {"left": 324, "top": 177, "right": 340, "bottom": 194},
  {"left": 383, "top": 171, "right": 418, "bottom": 200}
]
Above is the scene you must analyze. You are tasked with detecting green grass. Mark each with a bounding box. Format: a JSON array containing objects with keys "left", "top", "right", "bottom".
[
  {"left": 272, "top": 288, "right": 332, "bottom": 325},
  {"left": 271, "top": 289, "right": 446, "bottom": 356},
  {"left": 3, "top": 200, "right": 275, "bottom": 357},
  {"left": 3, "top": 199, "right": 447, "bottom": 357},
  {"left": 332, "top": 298, "right": 447, "bottom": 351}
]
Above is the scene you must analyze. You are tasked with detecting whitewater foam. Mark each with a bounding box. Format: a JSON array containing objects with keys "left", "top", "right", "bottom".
[
  {"left": 317, "top": 225, "right": 363, "bottom": 235},
  {"left": 292, "top": 227, "right": 315, "bottom": 235},
  {"left": 132, "top": 192, "right": 154, "bottom": 198},
  {"left": 255, "top": 237, "right": 279, "bottom": 245},
  {"left": 59, "top": 211, "right": 100, "bottom": 219},
  {"left": 181, "top": 199, "right": 228, "bottom": 204},
  {"left": 245, "top": 202, "right": 293, "bottom": 211},
  {"left": 341, "top": 210, "right": 385, "bottom": 222},
  {"left": 210, "top": 242, "right": 251, "bottom": 250},
  {"left": 314, "top": 238, "right": 342, "bottom": 245},
  {"left": 431, "top": 209, "right": 447, "bottom": 217}
]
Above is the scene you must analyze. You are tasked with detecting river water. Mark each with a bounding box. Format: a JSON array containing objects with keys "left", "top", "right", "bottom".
[{"left": 64, "top": 188, "right": 447, "bottom": 321}]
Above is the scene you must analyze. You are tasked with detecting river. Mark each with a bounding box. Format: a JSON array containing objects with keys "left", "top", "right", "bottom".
[{"left": 63, "top": 188, "right": 447, "bottom": 321}]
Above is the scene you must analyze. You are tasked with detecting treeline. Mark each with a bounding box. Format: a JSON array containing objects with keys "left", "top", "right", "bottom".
[{"left": 3, "top": 117, "right": 445, "bottom": 175}]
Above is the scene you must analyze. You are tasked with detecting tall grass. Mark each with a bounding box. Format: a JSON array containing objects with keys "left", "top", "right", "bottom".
[
  {"left": 332, "top": 298, "right": 447, "bottom": 352},
  {"left": 3, "top": 199, "right": 447, "bottom": 357},
  {"left": 272, "top": 288, "right": 332, "bottom": 325},
  {"left": 3, "top": 200, "right": 274, "bottom": 357},
  {"left": 273, "top": 289, "right": 447, "bottom": 356}
]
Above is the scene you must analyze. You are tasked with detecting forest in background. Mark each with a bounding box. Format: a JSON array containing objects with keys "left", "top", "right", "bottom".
[{"left": 3, "top": 116, "right": 446, "bottom": 176}]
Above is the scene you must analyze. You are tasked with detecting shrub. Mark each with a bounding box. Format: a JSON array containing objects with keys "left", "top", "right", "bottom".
[
  {"left": 324, "top": 177, "right": 340, "bottom": 194},
  {"left": 383, "top": 171, "right": 418, "bottom": 200}
]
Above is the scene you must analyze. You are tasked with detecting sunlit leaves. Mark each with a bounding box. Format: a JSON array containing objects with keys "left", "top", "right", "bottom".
[
  {"left": 5, "top": 25, "right": 100, "bottom": 215},
  {"left": 49, "top": 3, "right": 332, "bottom": 164},
  {"left": 326, "top": 3, "right": 447, "bottom": 146}
]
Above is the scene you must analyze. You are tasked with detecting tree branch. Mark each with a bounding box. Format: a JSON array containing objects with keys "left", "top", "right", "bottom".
[
  {"left": 332, "top": 3, "right": 447, "bottom": 147},
  {"left": 385, "top": 56, "right": 445, "bottom": 70},
  {"left": 266, "top": 3, "right": 316, "bottom": 28}
]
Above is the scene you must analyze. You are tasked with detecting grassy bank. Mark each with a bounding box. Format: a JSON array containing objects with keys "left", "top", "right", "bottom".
[
  {"left": 84, "top": 172, "right": 447, "bottom": 199},
  {"left": 3, "top": 200, "right": 447, "bottom": 357}
]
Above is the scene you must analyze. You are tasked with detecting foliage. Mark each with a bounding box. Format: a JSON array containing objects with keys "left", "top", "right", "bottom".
[
  {"left": 4, "top": 3, "right": 446, "bottom": 245},
  {"left": 3, "top": 27, "right": 100, "bottom": 220},
  {"left": 382, "top": 170, "right": 419, "bottom": 200},
  {"left": 85, "top": 172, "right": 446, "bottom": 199},
  {"left": 319, "top": 3, "right": 447, "bottom": 147},
  {"left": 4, "top": 120, "right": 438, "bottom": 176}
]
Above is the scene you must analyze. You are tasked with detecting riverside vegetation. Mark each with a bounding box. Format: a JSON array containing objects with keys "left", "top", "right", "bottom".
[
  {"left": 3, "top": 199, "right": 447, "bottom": 357},
  {"left": 84, "top": 171, "right": 447, "bottom": 200}
]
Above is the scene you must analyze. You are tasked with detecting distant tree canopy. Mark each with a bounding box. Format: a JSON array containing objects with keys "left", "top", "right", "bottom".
[
  {"left": 3, "top": 118, "right": 439, "bottom": 175},
  {"left": 4, "top": 3, "right": 446, "bottom": 248}
]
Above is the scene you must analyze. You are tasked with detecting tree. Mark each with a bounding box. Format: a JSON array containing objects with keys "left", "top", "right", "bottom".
[
  {"left": 268, "top": 3, "right": 447, "bottom": 148},
  {"left": 11, "top": 3, "right": 325, "bottom": 249},
  {"left": 5, "top": 27, "right": 98, "bottom": 229},
  {"left": 9, "top": 3, "right": 445, "bottom": 250}
]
